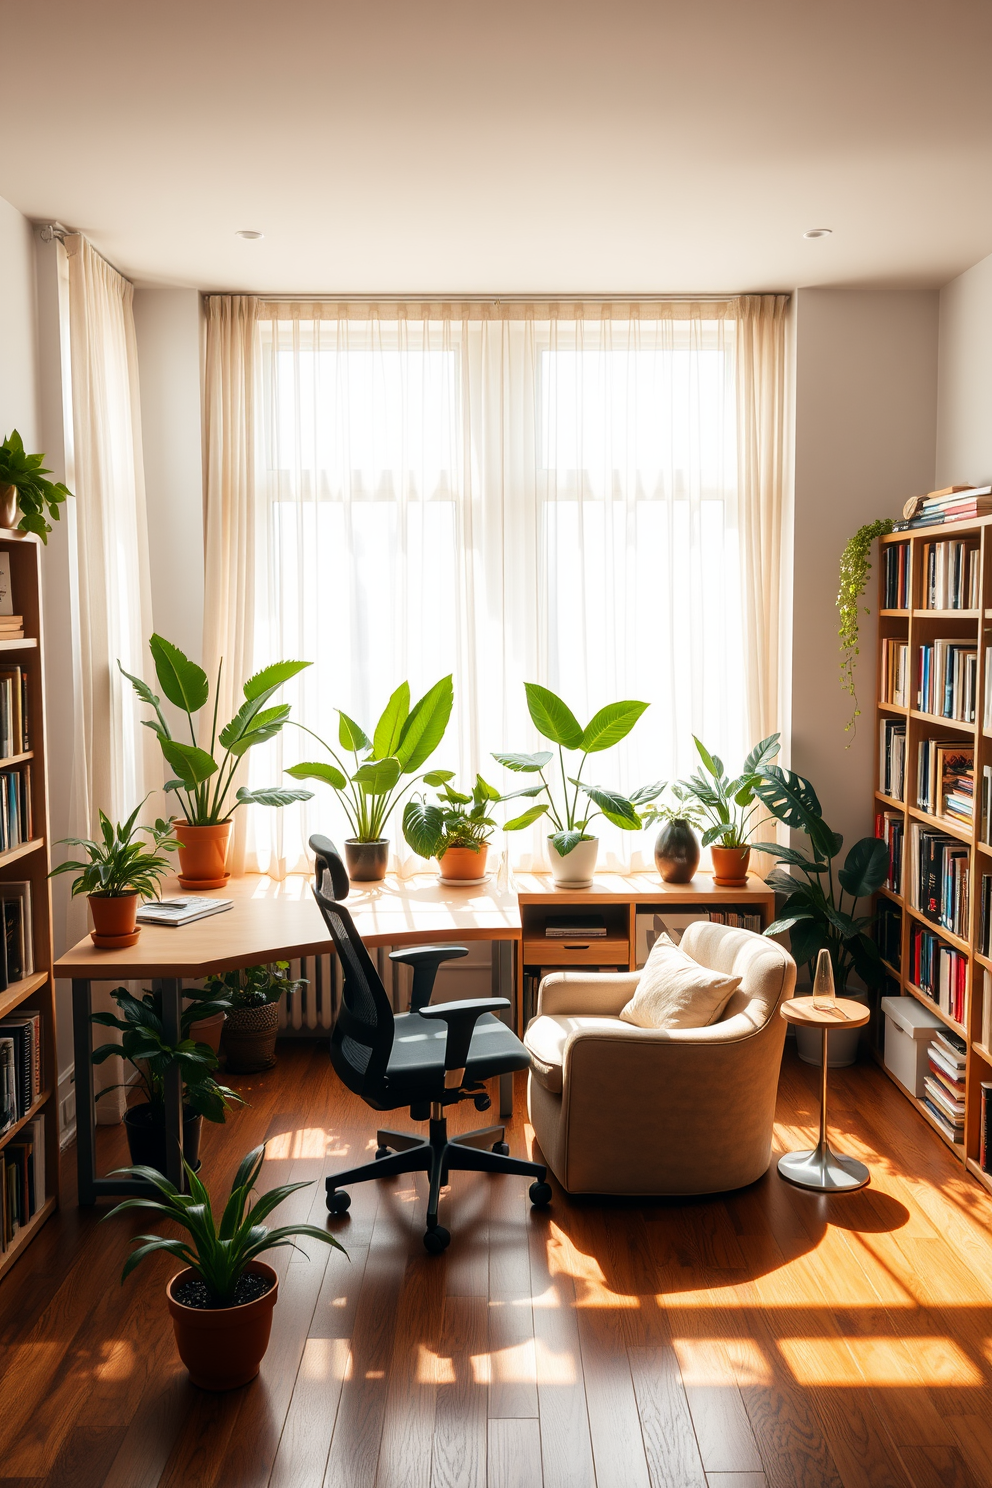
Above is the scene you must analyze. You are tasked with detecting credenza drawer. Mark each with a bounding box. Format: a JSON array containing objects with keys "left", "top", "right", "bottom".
[{"left": 523, "top": 938, "right": 630, "bottom": 966}]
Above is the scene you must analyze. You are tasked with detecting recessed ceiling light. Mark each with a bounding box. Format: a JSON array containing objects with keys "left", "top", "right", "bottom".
[
  {"left": 236, "top": 229, "right": 264, "bottom": 240},
  {"left": 803, "top": 227, "right": 833, "bottom": 240}
]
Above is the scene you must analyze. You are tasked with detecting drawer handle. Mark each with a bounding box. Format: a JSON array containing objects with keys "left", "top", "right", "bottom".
[{"left": 562, "top": 943, "right": 590, "bottom": 950}]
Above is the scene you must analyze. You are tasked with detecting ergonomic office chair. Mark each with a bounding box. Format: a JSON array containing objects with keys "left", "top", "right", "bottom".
[{"left": 310, "top": 835, "right": 551, "bottom": 1252}]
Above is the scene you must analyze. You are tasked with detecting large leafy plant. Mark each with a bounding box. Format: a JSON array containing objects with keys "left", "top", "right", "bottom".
[
  {"left": 403, "top": 774, "right": 504, "bottom": 859},
  {"left": 104, "top": 1143, "right": 343, "bottom": 1305},
  {"left": 91, "top": 985, "right": 243, "bottom": 1124},
  {"left": 751, "top": 766, "right": 887, "bottom": 993},
  {"left": 0, "top": 430, "right": 71, "bottom": 542},
  {"left": 494, "top": 684, "right": 661, "bottom": 857},
  {"left": 50, "top": 799, "right": 177, "bottom": 898},
  {"left": 120, "top": 635, "right": 314, "bottom": 826},
  {"left": 679, "top": 734, "right": 781, "bottom": 848},
  {"left": 285, "top": 676, "right": 455, "bottom": 843}
]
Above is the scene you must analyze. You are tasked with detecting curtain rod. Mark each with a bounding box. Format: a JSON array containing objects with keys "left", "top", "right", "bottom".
[
  {"left": 253, "top": 292, "right": 764, "bottom": 304},
  {"left": 39, "top": 223, "right": 70, "bottom": 243}
]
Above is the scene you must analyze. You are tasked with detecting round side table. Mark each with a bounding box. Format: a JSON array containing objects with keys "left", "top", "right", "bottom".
[{"left": 778, "top": 995, "right": 871, "bottom": 1192}]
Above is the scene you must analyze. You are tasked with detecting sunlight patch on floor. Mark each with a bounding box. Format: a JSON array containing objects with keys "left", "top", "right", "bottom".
[
  {"left": 265, "top": 1127, "right": 342, "bottom": 1159},
  {"left": 672, "top": 1337, "right": 772, "bottom": 1386},
  {"left": 778, "top": 1335, "right": 982, "bottom": 1386},
  {"left": 93, "top": 1338, "right": 134, "bottom": 1382},
  {"left": 298, "top": 1337, "right": 352, "bottom": 1383}
]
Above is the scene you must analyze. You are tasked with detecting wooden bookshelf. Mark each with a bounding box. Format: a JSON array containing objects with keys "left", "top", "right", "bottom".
[
  {"left": 874, "top": 515, "right": 992, "bottom": 1172},
  {"left": 0, "top": 531, "right": 56, "bottom": 1279}
]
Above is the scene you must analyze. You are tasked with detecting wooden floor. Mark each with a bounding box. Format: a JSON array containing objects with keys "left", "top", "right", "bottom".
[{"left": 4, "top": 1045, "right": 992, "bottom": 1488}]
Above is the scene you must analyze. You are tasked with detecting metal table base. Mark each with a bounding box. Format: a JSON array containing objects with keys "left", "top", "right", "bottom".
[{"left": 778, "top": 1023, "right": 869, "bottom": 1193}]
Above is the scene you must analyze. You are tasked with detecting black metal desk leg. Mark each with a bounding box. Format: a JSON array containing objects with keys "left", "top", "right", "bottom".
[
  {"left": 154, "top": 978, "right": 186, "bottom": 1191},
  {"left": 72, "top": 978, "right": 97, "bottom": 1206}
]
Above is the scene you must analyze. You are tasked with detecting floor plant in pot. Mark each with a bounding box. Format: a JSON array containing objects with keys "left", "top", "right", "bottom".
[
  {"left": 402, "top": 773, "right": 504, "bottom": 882},
  {"left": 0, "top": 429, "right": 72, "bottom": 540},
  {"left": 495, "top": 684, "right": 662, "bottom": 888},
  {"left": 49, "top": 801, "right": 177, "bottom": 948},
  {"left": 679, "top": 734, "right": 781, "bottom": 886},
  {"left": 91, "top": 984, "right": 243, "bottom": 1174},
  {"left": 285, "top": 676, "right": 454, "bottom": 882},
  {"left": 120, "top": 635, "right": 314, "bottom": 888},
  {"left": 104, "top": 1143, "right": 344, "bottom": 1390},
  {"left": 203, "top": 961, "right": 305, "bottom": 1073}
]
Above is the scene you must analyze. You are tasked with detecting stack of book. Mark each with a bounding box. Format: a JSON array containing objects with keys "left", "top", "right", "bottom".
[
  {"left": 878, "top": 718, "right": 906, "bottom": 799},
  {"left": 1, "top": 1114, "right": 44, "bottom": 1247},
  {"left": 706, "top": 909, "right": 763, "bottom": 931},
  {"left": 0, "top": 765, "right": 33, "bottom": 850},
  {"left": 893, "top": 485, "right": 992, "bottom": 532},
  {"left": 875, "top": 899, "right": 902, "bottom": 970},
  {"left": 0, "top": 883, "right": 33, "bottom": 989},
  {"left": 0, "top": 1006, "right": 40, "bottom": 1122},
  {"left": 874, "top": 810, "right": 903, "bottom": 893},
  {"left": 543, "top": 913, "right": 608, "bottom": 940},
  {"left": 917, "top": 739, "right": 973, "bottom": 821},
  {"left": 882, "top": 542, "right": 910, "bottom": 608},
  {"left": 920, "top": 538, "right": 981, "bottom": 609},
  {"left": 0, "top": 665, "right": 29, "bottom": 755},
  {"left": 880, "top": 639, "right": 910, "bottom": 707},
  {"left": 925, "top": 1029, "right": 967, "bottom": 1142},
  {"left": 916, "top": 639, "right": 977, "bottom": 722},
  {"left": 0, "top": 616, "right": 25, "bottom": 644},
  {"left": 909, "top": 924, "right": 966, "bottom": 1024},
  {"left": 981, "top": 1082, "right": 992, "bottom": 1173}
]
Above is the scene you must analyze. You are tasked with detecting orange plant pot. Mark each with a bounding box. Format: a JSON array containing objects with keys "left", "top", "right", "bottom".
[
  {"left": 710, "top": 845, "right": 751, "bottom": 888},
  {"left": 88, "top": 893, "right": 140, "bottom": 949},
  {"left": 174, "top": 820, "right": 232, "bottom": 889},
  {"left": 438, "top": 844, "right": 489, "bottom": 881},
  {"left": 166, "top": 1261, "right": 278, "bottom": 1391}
]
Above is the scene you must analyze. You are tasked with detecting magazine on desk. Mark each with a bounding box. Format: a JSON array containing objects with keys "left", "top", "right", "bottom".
[{"left": 136, "top": 897, "right": 234, "bottom": 927}]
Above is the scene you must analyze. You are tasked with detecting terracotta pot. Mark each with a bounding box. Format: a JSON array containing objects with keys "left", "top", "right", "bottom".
[
  {"left": 189, "top": 1009, "right": 226, "bottom": 1055},
  {"left": 0, "top": 485, "right": 18, "bottom": 531},
  {"left": 548, "top": 834, "right": 598, "bottom": 889},
  {"left": 344, "top": 838, "right": 389, "bottom": 882},
  {"left": 174, "top": 820, "right": 232, "bottom": 889},
  {"left": 167, "top": 1260, "right": 279, "bottom": 1390},
  {"left": 88, "top": 892, "right": 140, "bottom": 949},
  {"left": 223, "top": 1002, "right": 280, "bottom": 1073},
  {"left": 124, "top": 1101, "right": 203, "bottom": 1174},
  {"left": 710, "top": 844, "right": 751, "bottom": 887},
  {"left": 438, "top": 843, "right": 489, "bottom": 881},
  {"left": 653, "top": 820, "right": 700, "bottom": 884}
]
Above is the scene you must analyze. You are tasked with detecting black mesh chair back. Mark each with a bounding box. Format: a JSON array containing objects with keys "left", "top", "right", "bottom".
[{"left": 310, "top": 835, "right": 394, "bottom": 1101}]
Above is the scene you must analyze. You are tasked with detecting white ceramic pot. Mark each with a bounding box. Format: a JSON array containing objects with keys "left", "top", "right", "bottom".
[{"left": 548, "top": 835, "right": 599, "bottom": 889}]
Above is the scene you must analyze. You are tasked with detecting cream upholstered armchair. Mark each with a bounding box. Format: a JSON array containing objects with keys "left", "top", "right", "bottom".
[{"left": 524, "top": 922, "right": 796, "bottom": 1196}]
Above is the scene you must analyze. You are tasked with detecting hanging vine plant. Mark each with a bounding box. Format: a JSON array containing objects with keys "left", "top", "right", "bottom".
[{"left": 837, "top": 517, "right": 895, "bottom": 735}]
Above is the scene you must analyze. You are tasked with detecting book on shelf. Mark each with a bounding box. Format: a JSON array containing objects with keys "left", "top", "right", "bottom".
[
  {"left": 915, "top": 830, "right": 969, "bottom": 937},
  {"left": 984, "top": 969, "right": 992, "bottom": 1048},
  {"left": 0, "top": 1009, "right": 40, "bottom": 1118},
  {"left": 0, "top": 666, "right": 29, "bottom": 758},
  {"left": 881, "top": 640, "right": 910, "bottom": 707},
  {"left": 916, "top": 739, "right": 973, "bottom": 820},
  {"left": 875, "top": 898, "right": 902, "bottom": 969},
  {"left": 135, "top": 896, "right": 233, "bottom": 927},
  {"left": 0, "top": 1037, "right": 14, "bottom": 1134},
  {"left": 904, "top": 486, "right": 990, "bottom": 517},
  {"left": 544, "top": 913, "right": 608, "bottom": 938},
  {"left": 0, "top": 1113, "right": 44, "bottom": 1250},
  {"left": 0, "top": 884, "right": 34, "bottom": 990},
  {"left": 882, "top": 542, "right": 910, "bottom": 608},
  {"left": 909, "top": 924, "right": 966, "bottom": 1024},
  {"left": 916, "top": 639, "right": 977, "bottom": 722},
  {"left": 982, "top": 879, "right": 992, "bottom": 959},
  {"left": 874, "top": 811, "right": 904, "bottom": 894},
  {"left": 920, "top": 539, "right": 981, "bottom": 610},
  {"left": 982, "top": 1083, "right": 992, "bottom": 1173},
  {"left": 878, "top": 718, "right": 906, "bottom": 799}
]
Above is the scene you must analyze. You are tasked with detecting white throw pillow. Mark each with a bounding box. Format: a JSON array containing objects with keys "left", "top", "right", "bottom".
[{"left": 619, "top": 933, "right": 741, "bottom": 1030}]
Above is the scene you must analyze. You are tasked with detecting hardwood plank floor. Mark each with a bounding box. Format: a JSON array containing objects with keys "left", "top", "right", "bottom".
[{"left": 4, "top": 1043, "right": 992, "bottom": 1488}]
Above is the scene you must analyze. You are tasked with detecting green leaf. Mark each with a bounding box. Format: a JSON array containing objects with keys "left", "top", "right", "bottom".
[
  {"left": 692, "top": 736, "right": 721, "bottom": 778},
  {"left": 764, "top": 912, "right": 816, "bottom": 935},
  {"left": 337, "top": 710, "right": 371, "bottom": 753},
  {"left": 752, "top": 767, "right": 839, "bottom": 862},
  {"left": 117, "top": 662, "right": 166, "bottom": 719},
  {"left": 742, "top": 733, "right": 781, "bottom": 778},
  {"left": 749, "top": 842, "right": 829, "bottom": 874},
  {"left": 499, "top": 785, "right": 545, "bottom": 800},
  {"left": 551, "top": 829, "right": 589, "bottom": 856},
  {"left": 838, "top": 836, "right": 889, "bottom": 899},
  {"left": 580, "top": 784, "right": 640, "bottom": 829},
  {"left": 524, "top": 683, "right": 583, "bottom": 749},
  {"left": 160, "top": 739, "right": 218, "bottom": 788},
  {"left": 285, "top": 760, "right": 347, "bottom": 790},
  {"left": 352, "top": 757, "right": 402, "bottom": 795},
  {"left": 492, "top": 751, "right": 553, "bottom": 773},
  {"left": 788, "top": 919, "right": 830, "bottom": 970},
  {"left": 629, "top": 780, "right": 666, "bottom": 805},
  {"left": 236, "top": 786, "right": 314, "bottom": 807},
  {"left": 242, "top": 660, "right": 310, "bottom": 702},
  {"left": 148, "top": 634, "right": 209, "bottom": 714},
  {"left": 220, "top": 703, "right": 291, "bottom": 757},
  {"left": 373, "top": 682, "right": 410, "bottom": 760},
  {"left": 503, "top": 803, "right": 550, "bottom": 831},
  {"left": 395, "top": 675, "right": 453, "bottom": 772},
  {"left": 402, "top": 799, "right": 445, "bottom": 858},
  {"left": 422, "top": 769, "right": 455, "bottom": 787},
  {"left": 579, "top": 700, "right": 649, "bottom": 753},
  {"left": 474, "top": 775, "right": 502, "bottom": 802}
]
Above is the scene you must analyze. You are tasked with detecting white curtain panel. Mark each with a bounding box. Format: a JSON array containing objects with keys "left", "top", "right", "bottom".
[{"left": 202, "top": 298, "right": 789, "bottom": 878}]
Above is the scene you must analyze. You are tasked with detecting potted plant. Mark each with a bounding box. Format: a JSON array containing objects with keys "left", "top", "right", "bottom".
[
  {"left": 494, "top": 684, "right": 662, "bottom": 888},
  {"left": 678, "top": 734, "right": 781, "bottom": 886},
  {"left": 838, "top": 518, "right": 896, "bottom": 734},
  {"left": 91, "top": 984, "right": 242, "bottom": 1173},
  {"left": 0, "top": 430, "right": 72, "bottom": 541},
  {"left": 120, "top": 635, "right": 314, "bottom": 888},
  {"left": 751, "top": 765, "right": 887, "bottom": 1066},
  {"left": 104, "top": 1144, "right": 343, "bottom": 1390},
  {"left": 402, "top": 774, "right": 504, "bottom": 881},
  {"left": 285, "top": 676, "right": 455, "bottom": 882},
  {"left": 202, "top": 961, "right": 305, "bottom": 1073},
  {"left": 640, "top": 784, "right": 706, "bottom": 884},
  {"left": 49, "top": 801, "right": 177, "bottom": 948}
]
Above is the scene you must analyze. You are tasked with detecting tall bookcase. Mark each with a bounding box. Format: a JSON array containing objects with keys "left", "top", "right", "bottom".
[
  {"left": 0, "top": 530, "right": 57, "bottom": 1279},
  {"left": 875, "top": 515, "right": 992, "bottom": 1193}
]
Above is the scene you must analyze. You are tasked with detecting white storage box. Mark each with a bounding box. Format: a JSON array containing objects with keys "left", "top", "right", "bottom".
[{"left": 881, "top": 994, "right": 943, "bottom": 1096}]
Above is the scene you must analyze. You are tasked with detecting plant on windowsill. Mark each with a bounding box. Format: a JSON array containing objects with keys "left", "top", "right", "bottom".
[
  {"left": 495, "top": 684, "right": 662, "bottom": 889},
  {"left": 104, "top": 1144, "right": 344, "bottom": 1390},
  {"left": 49, "top": 800, "right": 177, "bottom": 948},
  {"left": 402, "top": 774, "right": 505, "bottom": 882},
  {"left": 838, "top": 518, "right": 895, "bottom": 737},
  {"left": 90, "top": 983, "right": 242, "bottom": 1176},
  {"left": 0, "top": 429, "right": 72, "bottom": 542},
  {"left": 640, "top": 784, "right": 707, "bottom": 884},
  {"left": 120, "top": 634, "right": 314, "bottom": 888},
  {"left": 285, "top": 676, "right": 455, "bottom": 883},
  {"left": 678, "top": 734, "right": 781, "bottom": 887},
  {"left": 201, "top": 961, "right": 306, "bottom": 1073}
]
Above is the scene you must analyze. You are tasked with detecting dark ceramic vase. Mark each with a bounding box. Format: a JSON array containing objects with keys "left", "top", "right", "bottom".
[
  {"left": 653, "top": 819, "right": 700, "bottom": 883},
  {"left": 344, "top": 838, "right": 390, "bottom": 882}
]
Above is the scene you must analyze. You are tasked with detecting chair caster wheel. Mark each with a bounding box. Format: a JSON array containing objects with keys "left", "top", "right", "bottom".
[
  {"left": 423, "top": 1225, "right": 450, "bottom": 1253},
  {"left": 474, "top": 1092, "right": 492, "bottom": 1111},
  {"left": 326, "top": 1189, "right": 352, "bottom": 1215},
  {"left": 375, "top": 1145, "right": 391, "bottom": 1159},
  {"left": 492, "top": 1141, "right": 510, "bottom": 1155},
  {"left": 529, "top": 1181, "right": 552, "bottom": 1207}
]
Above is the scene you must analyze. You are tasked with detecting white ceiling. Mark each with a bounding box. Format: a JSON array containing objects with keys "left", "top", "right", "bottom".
[{"left": 3, "top": 0, "right": 992, "bottom": 295}]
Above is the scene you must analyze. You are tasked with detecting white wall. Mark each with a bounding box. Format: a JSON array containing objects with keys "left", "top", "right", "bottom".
[
  {"left": 132, "top": 288, "right": 204, "bottom": 661},
  {"left": 935, "top": 251, "right": 992, "bottom": 487},
  {"left": 791, "top": 288, "right": 938, "bottom": 861},
  {"left": 0, "top": 196, "right": 39, "bottom": 447}
]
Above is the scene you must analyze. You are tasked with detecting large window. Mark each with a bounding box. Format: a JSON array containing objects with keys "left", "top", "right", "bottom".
[{"left": 236, "top": 305, "right": 763, "bottom": 875}]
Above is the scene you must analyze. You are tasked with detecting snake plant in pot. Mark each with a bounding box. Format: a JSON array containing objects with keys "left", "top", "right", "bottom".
[
  {"left": 121, "top": 635, "right": 314, "bottom": 888},
  {"left": 495, "top": 684, "right": 662, "bottom": 888}
]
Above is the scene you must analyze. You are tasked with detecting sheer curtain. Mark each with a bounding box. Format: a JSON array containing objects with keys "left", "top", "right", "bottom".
[{"left": 203, "top": 298, "right": 789, "bottom": 877}]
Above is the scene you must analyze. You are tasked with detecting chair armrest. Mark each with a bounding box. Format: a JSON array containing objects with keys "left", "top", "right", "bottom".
[
  {"left": 537, "top": 970, "right": 641, "bottom": 1018},
  {"left": 389, "top": 945, "right": 469, "bottom": 1012},
  {"left": 419, "top": 996, "right": 510, "bottom": 1072}
]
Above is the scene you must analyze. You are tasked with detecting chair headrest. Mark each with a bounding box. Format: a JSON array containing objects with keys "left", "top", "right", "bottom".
[{"left": 309, "top": 835, "right": 351, "bottom": 901}]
